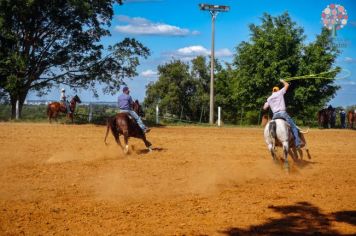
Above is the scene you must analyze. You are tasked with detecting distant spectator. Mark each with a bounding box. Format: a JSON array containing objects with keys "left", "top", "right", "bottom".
[{"left": 340, "top": 109, "right": 346, "bottom": 129}]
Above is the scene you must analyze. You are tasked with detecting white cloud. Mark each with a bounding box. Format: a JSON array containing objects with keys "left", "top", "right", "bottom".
[
  {"left": 344, "top": 57, "right": 356, "bottom": 63},
  {"left": 164, "top": 45, "right": 233, "bottom": 61},
  {"left": 177, "top": 45, "right": 210, "bottom": 56},
  {"left": 140, "top": 69, "right": 157, "bottom": 78},
  {"left": 115, "top": 15, "right": 198, "bottom": 36},
  {"left": 215, "top": 48, "right": 233, "bottom": 57}
]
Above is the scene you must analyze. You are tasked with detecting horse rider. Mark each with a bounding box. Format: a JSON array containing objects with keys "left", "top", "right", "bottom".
[
  {"left": 60, "top": 88, "right": 71, "bottom": 114},
  {"left": 118, "top": 86, "right": 150, "bottom": 133},
  {"left": 263, "top": 79, "right": 301, "bottom": 149}
]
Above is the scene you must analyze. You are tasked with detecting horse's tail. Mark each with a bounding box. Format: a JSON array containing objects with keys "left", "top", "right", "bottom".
[
  {"left": 269, "top": 120, "right": 277, "bottom": 148},
  {"left": 105, "top": 116, "right": 119, "bottom": 145}
]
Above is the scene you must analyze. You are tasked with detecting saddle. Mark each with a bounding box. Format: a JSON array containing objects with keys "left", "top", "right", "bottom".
[
  {"left": 272, "top": 114, "right": 287, "bottom": 122},
  {"left": 119, "top": 111, "right": 138, "bottom": 124},
  {"left": 60, "top": 102, "right": 71, "bottom": 114}
]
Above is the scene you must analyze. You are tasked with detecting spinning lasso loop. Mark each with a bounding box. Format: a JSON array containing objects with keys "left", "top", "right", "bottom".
[{"left": 283, "top": 69, "right": 351, "bottom": 82}]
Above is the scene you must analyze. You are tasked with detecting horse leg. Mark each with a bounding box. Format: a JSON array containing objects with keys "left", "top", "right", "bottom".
[
  {"left": 52, "top": 112, "right": 58, "bottom": 123},
  {"left": 282, "top": 141, "right": 290, "bottom": 172},
  {"left": 289, "top": 148, "right": 299, "bottom": 160},
  {"left": 142, "top": 135, "right": 152, "bottom": 152},
  {"left": 115, "top": 134, "right": 123, "bottom": 150},
  {"left": 268, "top": 143, "right": 277, "bottom": 163},
  {"left": 305, "top": 145, "right": 311, "bottom": 159},
  {"left": 123, "top": 131, "right": 129, "bottom": 154}
]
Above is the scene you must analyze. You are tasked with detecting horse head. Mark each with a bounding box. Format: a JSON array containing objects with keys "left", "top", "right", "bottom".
[
  {"left": 72, "top": 95, "right": 82, "bottom": 104},
  {"left": 133, "top": 100, "right": 143, "bottom": 116}
]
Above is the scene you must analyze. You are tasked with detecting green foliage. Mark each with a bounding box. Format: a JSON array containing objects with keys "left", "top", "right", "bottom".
[
  {"left": 0, "top": 0, "right": 147, "bottom": 118},
  {"left": 144, "top": 59, "right": 196, "bottom": 121},
  {"left": 144, "top": 57, "right": 234, "bottom": 123},
  {"left": 232, "top": 12, "right": 340, "bottom": 123}
]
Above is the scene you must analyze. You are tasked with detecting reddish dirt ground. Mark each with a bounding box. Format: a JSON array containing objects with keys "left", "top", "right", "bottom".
[{"left": 0, "top": 123, "right": 355, "bottom": 235}]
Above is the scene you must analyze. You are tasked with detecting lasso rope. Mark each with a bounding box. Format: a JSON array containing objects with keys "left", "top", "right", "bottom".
[{"left": 284, "top": 68, "right": 350, "bottom": 82}]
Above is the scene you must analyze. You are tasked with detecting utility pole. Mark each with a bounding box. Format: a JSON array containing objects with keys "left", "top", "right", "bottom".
[{"left": 199, "top": 3, "right": 230, "bottom": 125}]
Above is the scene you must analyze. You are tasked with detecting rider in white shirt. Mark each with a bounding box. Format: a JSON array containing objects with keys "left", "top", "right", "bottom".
[
  {"left": 60, "top": 88, "right": 71, "bottom": 114},
  {"left": 263, "top": 79, "right": 301, "bottom": 149}
]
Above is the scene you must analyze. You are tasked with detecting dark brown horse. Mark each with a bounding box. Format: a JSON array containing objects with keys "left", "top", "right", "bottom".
[
  {"left": 318, "top": 108, "right": 334, "bottom": 128},
  {"left": 104, "top": 112, "right": 152, "bottom": 154},
  {"left": 347, "top": 111, "right": 355, "bottom": 129},
  {"left": 47, "top": 95, "right": 81, "bottom": 123}
]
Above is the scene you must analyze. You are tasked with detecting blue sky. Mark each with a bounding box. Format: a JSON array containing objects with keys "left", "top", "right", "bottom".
[{"left": 28, "top": 0, "right": 356, "bottom": 106}]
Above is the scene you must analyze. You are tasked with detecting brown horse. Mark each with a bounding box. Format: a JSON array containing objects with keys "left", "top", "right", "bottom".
[
  {"left": 47, "top": 95, "right": 81, "bottom": 123},
  {"left": 347, "top": 111, "right": 355, "bottom": 129},
  {"left": 318, "top": 108, "right": 334, "bottom": 128},
  {"left": 104, "top": 112, "right": 152, "bottom": 154}
]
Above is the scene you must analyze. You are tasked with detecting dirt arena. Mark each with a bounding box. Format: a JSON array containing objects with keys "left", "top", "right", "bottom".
[{"left": 0, "top": 123, "right": 355, "bottom": 235}]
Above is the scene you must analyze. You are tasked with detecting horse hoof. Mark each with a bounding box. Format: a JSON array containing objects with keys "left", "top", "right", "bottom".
[
  {"left": 148, "top": 146, "right": 152, "bottom": 152},
  {"left": 124, "top": 145, "right": 129, "bottom": 154}
]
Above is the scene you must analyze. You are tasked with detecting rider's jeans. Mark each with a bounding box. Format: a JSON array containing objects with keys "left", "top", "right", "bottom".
[
  {"left": 272, "top": 111, "right": 301, "bottom": 147},
  {"left": 120, "top": 110, "right": 146, "bottom": 131},
  {"left": 61, "top": 100, "right": 71, "bottom": 113}
]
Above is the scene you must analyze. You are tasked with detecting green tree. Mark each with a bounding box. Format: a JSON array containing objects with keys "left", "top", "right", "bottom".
[
  {"left": 232, "top": 13, "right": 339, "bottom": 123},
  {"left": 144, "top": 60, "right": 192, "bottom": 121},
  {"left": 144, "top": 56, "right": 235, "bottom": 123},
  {"left": 0, "top": 0, "right": 149, "bottom": 118},
  {"left": 189, "top": 56, "right": 209, "bottom": 121},
  {"left": 215, "top": 63, "right": 238, "bottom": 123}
]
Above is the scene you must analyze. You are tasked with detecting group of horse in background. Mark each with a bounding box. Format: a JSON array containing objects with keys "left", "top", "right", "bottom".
[{"left": 318, "top": 107, "right": 355, "bottom": 129}]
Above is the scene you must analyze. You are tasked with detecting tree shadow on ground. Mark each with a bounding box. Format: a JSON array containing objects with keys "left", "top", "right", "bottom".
[
  {"left": 332, "top": 211, "right": 356, "bottom": 226},
  {"left": 220, "top": 202, "right": 356, "bottom": 235}
]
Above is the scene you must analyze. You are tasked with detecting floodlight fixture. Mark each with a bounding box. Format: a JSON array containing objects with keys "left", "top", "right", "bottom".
[
  {"left": 199, "top": 4, "right": 230, "bottom": 12},
  {"left": 199, "top": 3, "right": 230, "bottom": 125}
]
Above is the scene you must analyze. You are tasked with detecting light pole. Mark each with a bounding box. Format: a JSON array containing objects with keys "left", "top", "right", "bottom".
[{"left": 199, "top": 3, "right": 230, "bottom": 125}]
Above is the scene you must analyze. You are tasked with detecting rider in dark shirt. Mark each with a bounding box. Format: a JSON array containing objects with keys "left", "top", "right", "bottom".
[{"left": 117, "top": 87, "right": 150, "bottom": 133}]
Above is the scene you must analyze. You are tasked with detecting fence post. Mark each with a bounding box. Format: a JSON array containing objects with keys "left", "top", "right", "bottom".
[
  {"left": 88, "top": 103, "right": 93, "bottom": 123},
  {"left": 257, "top": 109, "right": 261, "bottom": 126},
  {"left": 240, "top": 107, "right": 244, "bottom": 126},
  {"left": 156, "top": 105, "right": 159, "bottom": 124},
  {"left": 218, "top": 106, "right": 221, "bottom": 127},
  {"left": 15, "top": 100, "right": 19, "bottom": 120}
]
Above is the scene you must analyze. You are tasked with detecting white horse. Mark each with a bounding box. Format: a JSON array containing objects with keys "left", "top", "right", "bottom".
[{"left": 264, "top": 119, "right": 310, "bottom": 170}]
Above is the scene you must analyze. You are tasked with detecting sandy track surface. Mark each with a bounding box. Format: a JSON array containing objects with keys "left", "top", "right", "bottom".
[{"left": 0, "top": 123, "right": 355, "bottom": 235}]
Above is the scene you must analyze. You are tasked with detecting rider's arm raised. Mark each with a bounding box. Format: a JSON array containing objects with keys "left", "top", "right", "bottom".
[{"left": 280, "top": 79, "right": 289, "bottom": 92}]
